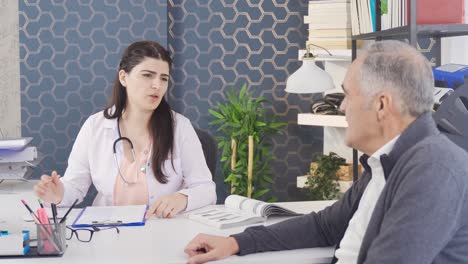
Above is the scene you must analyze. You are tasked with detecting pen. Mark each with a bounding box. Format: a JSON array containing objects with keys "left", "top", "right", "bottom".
[
  {"left": 21, "top": 200, "right": 40, "bottom": 222},
  {"left": 51, "top": 203, "right": 57, "bottom": 224},
  {"left": 20, "top": 200, "right": 61, "bottom": 252},
  {"left": 38, "top": 199, "right": 44, "bottom": 208},
  {"left": 59, "top": 198, "right": 79, "bottom": 224},
  {"left": 51, "top": 203, "right": 62, "bottom": 253}
]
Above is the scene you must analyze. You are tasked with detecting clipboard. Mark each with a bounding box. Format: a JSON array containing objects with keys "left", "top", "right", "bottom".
[{"left": 72, "top": 205, "right": 148, "bottom": 228}]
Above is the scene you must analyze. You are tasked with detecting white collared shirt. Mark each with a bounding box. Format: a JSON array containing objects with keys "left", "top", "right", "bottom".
[
  {"left": 335, "top": 135, "right": 400, "bottom": 263},
  {"left": 59, "top": 110, "right": 217, "bottom": 211}
]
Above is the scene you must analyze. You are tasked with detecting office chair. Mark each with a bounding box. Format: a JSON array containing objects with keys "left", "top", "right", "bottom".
[
  {"left": 194, "top": 128, "right": 218, "bottom": 178},
  {"left": 433, "top": 79, "right": 468, "bottom": 152},
  {"left": 78, "top": 128, "right": 218, "bottom": 207}
]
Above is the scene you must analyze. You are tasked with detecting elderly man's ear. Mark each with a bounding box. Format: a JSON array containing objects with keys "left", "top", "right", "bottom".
[{"left": 376, "top": 93, "right": 393, "bottom": 121}]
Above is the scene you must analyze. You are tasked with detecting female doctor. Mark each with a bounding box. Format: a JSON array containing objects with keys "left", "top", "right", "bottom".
[{"left": 34, "top": 40, "right": 216, "bottom": 218}]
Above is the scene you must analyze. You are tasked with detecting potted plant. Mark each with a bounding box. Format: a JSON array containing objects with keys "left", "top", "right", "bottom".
[
  {"left": 209, "top": 83, "right": 286, "bottom": 201},
  {"left": 304, "top": 152, "right": 346, "bottom": 200}
]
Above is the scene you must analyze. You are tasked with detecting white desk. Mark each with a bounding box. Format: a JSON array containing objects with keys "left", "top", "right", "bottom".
[{"left": 0, "top": 181, "right": 336, "bottom": 264}]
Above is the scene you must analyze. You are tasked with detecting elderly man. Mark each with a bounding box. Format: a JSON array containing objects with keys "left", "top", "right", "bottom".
[{"left": 184, "top": 40, "right": 468, "bottom": 264}]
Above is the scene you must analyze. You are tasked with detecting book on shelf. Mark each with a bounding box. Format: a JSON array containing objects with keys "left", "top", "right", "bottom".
[
  {"left": 309, "top": 28, "right": 351, "bottom": 38},
  {"left": 350, "top": 0, "right": 360, "bottom": 35},
  {"left": 410, "top": 0, "right": 465, "bottom": 25},
  {"left": 309, "top": 0, "right": 350, "bottom": 5},
  {"left": 305, "top": 16, "right": 351, "bottom": 29},
  {"left": 307, "top": 39, "right": 353, "bottom": 50},
  {"left": 187, "top": 195, "right": 302, "bottom": 229},
  {"left": 308, "top": 3, "right": 350, "bottom": 22},
  {"left": 309, "top": 8, "right": 350, "bottom": 17}
]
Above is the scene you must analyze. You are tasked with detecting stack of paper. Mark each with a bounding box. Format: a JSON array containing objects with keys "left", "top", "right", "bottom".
[{"left": 0, "top": 138, "right": 41, "bottom": 180}]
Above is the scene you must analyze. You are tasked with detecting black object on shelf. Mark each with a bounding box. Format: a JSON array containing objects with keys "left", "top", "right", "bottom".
[{"left": 311, "top": 93, "right": 345, "bottom": 115}]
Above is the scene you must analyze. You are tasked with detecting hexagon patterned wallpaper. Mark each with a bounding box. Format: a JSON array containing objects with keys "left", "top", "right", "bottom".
[
  {"left": 167, "top": 0, "right": 324, "bottom": 201},
  {"left": 20, "top": 0, "right": 167, "bottom": 180}
]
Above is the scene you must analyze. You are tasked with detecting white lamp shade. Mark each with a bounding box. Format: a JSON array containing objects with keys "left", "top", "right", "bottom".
[{"left": 285, "top": 59, "right": 335, "bottom": 94}]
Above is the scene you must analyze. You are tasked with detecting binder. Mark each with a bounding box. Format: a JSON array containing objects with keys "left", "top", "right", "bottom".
[
  {"left": 408, "top": 0, "right": 465, "bottom": 24},
  {"left": 0, "top": 167, "right": 33, "bottom": 180},
  {"left": 0, "top": 147, "right": 38, "bottom": 163},
  {"left": 0, "top": 138, "right": 32, "bottom": 151},
  {"left": 72, "top": 205, "right": 148, "bottom": 228}
]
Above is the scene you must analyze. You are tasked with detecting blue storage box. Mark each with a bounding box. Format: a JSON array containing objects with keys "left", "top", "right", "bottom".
[{"left": 433, "top": 64, "right": 468, "bottom": 89}]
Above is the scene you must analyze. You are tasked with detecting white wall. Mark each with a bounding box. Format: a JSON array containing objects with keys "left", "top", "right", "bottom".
[
  {"left": 441, "top": 0, "right": 468, "bottom": 65},
  {"left": 0, "top": 0, "right": 21, "bottom": 138}
]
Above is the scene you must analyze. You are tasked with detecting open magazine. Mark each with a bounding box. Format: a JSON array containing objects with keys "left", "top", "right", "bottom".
[{"left": 188, "top": 195, "right": 302, "bottom": 229}]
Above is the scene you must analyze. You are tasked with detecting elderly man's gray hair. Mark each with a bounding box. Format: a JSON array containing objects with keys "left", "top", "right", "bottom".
[{"left": 359, "top": 40, "right": 434, "bottom": 116}]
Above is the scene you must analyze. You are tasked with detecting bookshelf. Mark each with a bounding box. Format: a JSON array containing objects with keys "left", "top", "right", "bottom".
[{"left": 349, "top": 0, "right": 468, "bottom": 181}]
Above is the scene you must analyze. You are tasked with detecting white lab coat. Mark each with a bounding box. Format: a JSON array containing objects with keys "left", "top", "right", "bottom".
[{"left": 59, "top": 110, "right": 217, "bottom": 211}]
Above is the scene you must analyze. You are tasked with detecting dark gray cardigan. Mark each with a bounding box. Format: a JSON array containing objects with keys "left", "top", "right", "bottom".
[{"left": 232, "top": 112, "right": 468, "bottom": 264}]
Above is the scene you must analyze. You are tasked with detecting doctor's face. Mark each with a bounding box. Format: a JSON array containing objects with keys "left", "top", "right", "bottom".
[{"left": 119, "top": 57, "right": 170, "bottom": 113}]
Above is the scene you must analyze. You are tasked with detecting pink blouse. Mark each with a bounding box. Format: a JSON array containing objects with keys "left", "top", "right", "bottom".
[{"left": 113, "top": 145, "right": 151, "bottom": 206}]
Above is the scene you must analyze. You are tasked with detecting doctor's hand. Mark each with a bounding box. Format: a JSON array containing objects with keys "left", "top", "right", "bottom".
[
  {"left": 146, "top": 192, "right": 188, "bottom": 219},
  {"left": 185, "top": 234, "right": 240, "bottom": 264},
  {"left": 33, "top": 171, "right": 64, "bottom": 204}
]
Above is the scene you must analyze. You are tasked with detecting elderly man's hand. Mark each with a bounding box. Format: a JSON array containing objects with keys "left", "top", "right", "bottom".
[{"left": 184, "top": 233, "right": 240, "bottom": 264}]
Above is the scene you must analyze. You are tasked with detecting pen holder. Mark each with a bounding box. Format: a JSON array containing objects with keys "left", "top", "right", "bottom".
[{"left": 36, "top": 222, "right": 67, "bottom": 255}]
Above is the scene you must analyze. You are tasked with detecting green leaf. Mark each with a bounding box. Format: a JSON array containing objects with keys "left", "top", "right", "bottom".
[
  {"left": 240, "top": 83, "right": 247, "bottom": 98},
  {"left": 253, "top": 189, "right": 269, "bottom": 198},
  {"left": 262, "top": 175, "right": 274, "bottom": 184},
  {"left": 210, "top": 119, "right": 225, "bottom": 125},
  {"left": 209, "top": 109, "right": 224, "bottom": 119}
]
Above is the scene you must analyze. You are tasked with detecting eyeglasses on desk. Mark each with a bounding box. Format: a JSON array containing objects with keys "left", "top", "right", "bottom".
[{"left": 66, "top": 226, "right": 120, "bottom": 242}]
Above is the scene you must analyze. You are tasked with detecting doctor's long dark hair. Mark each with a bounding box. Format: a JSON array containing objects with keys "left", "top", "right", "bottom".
[{"left": 104, "top": 41, "right": 174, "bottom": 184}]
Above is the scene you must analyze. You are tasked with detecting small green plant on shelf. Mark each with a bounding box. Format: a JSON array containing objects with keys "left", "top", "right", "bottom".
[
  {"left": 305, "top": 152, "right": 345, "bottom": 201},
  {"left": 209, "top": 83, "right": 286, "bottom": 202}
]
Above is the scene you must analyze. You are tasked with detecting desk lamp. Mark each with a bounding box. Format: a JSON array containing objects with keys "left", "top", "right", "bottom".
[{"left": 285, "top": 44, "right": 335, "bottom": 94}]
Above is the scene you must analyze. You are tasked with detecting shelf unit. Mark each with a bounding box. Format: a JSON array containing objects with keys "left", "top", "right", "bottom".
[
  {"left": 352, "top": 24, "right": 468, "bottom": 41},
  {"left": 298, "top": 113, "right": 348, "bottom": 128},
  {"left": 350, "top": 0, "right": 468, "bottom": 181}
]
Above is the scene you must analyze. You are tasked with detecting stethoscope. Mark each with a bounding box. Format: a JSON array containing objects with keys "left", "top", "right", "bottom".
[{"left": 112, "top": 118, "right": 153, "bottom": 185}]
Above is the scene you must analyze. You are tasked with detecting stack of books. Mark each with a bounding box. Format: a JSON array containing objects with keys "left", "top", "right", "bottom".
[
  {"left": 305, "top": 0, "right": 353, "bottom": 50},
  {"left": 0, "top": 138, "right": 41, "bottom": 180}
]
